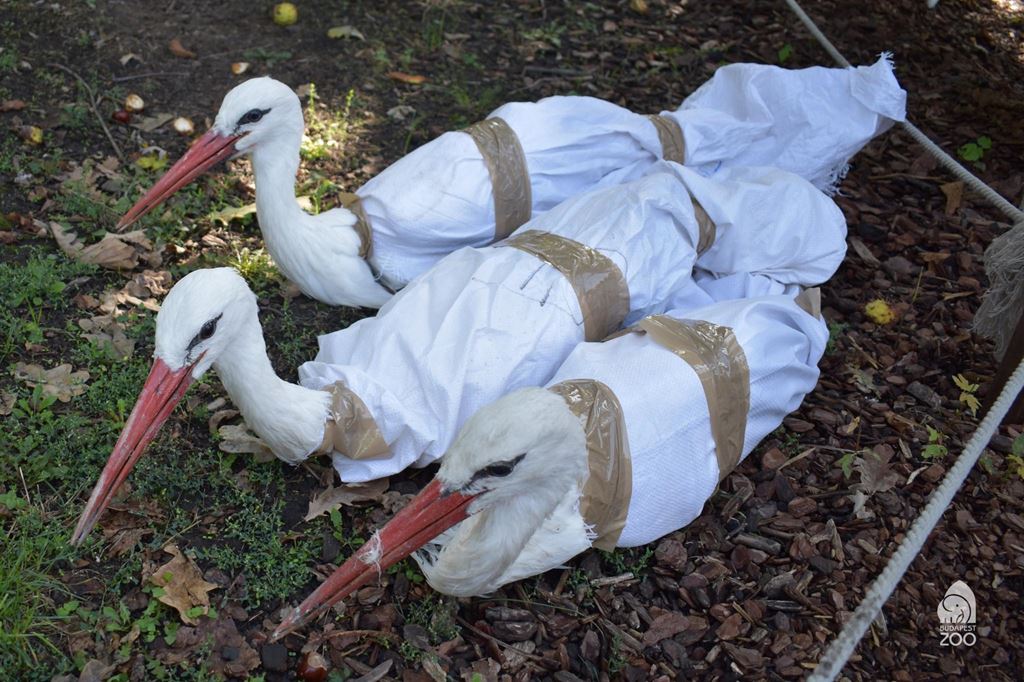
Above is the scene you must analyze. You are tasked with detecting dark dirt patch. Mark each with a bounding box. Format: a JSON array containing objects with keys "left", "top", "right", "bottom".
[{"left": 2, "top": 0, "right": 1023, "bottom": 680}]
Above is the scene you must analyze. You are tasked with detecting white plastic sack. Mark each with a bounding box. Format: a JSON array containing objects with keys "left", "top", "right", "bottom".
[
  {"left": 559, "top": 295, "right": 827, "bottom": 547},
  {"left": 298, "top": 163, "right": 845, "bottom": 483},
  {"left": 667, "top": 54, "right": 906, "bottom": 191},
  {"left": 362, "top": 56, "right": 901, "bottom": 286},
  {"left": 486, "top": 293, "right": 828, "bottom": 590},
  {"left": 423, "top": 286, "right": 831, "bottom": 589}
]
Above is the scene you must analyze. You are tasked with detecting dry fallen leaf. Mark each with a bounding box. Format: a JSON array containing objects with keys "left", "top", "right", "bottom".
[
  {"left": 1, "top": 99, "right": 26, "bottom": 112},
  {"left": 327, "top": 25, "right": 365, "bottom": 40},
  {"left": 940, "top": 181, "right": 964, "bottom": 216},
  {"left": 218, "top": 423, "right": 275, "bottom": 462},
  {"left": 131, "top": 112, "right": 174, "bottom": 132},
  {"left": 304, "top": 478, "right": 390, "bottom": 521},
  {"left": 207, "top": 408, "right": 240, "bottom": 434},
  {"left": 149, "top": 544, "right": 218, "bottom": 625},
  {"left": 208, "top": 203, "right": 257, "bottom": 226},
  {"left": 13, "top": 363, "right": 89, "bottom": 402},
  {"left": 79, "top": 314, "right": 135, "bottom": 359},
  {"left": 854, "top": 446, "right": 900, "bottom": 495},
  {"left": 848, "top": 236, "right": 880, "bottom": 266},
  {"left": 168, "top": 38, "right": 197, "bottom": 59},
  {"left": 0, "top": 391, "right": 15, "bottom": 416},
  {"left": 387, "top": 105, "right": 416, "bottom": 121},
  {"left": 387, "top": 71, "right": 427, "bottom": 84},
  {"left": 50, "top": 222, "right": 161, "bottom": 270}
]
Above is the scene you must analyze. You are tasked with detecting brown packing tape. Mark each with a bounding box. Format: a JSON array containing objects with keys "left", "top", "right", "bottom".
[
  {"left": 315, "top": 382, "right": 390, "bottom": 460},
  {"left": 794, "top": 287, "right": 823, "bottom": 319},
  {"left": 464, "top": 117, "right": 533, "bottom": 241},
  {"left": 337, "top": 192, "right": 374, "bottom": 260},
  {"left": 636, "top": 316, "right": 750, "bottom": 480},
  {"left": 691, "top": 196, "right": 716, "bottom": 256},
  {"left": 549, "top": 380, "right": 632, "bottom": 550},
  {"left": 646, "top": 114, "right": 686, "bottom": 164},
  {"left": 502, "top": 230, "right": 630, "bottom": 342}
]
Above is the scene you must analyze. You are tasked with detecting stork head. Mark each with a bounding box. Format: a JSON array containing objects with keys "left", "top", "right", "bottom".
[
  {"left": 211, "top": 76, "right": 304, "bottom": 157},
  {"left": 272, "top": 389, "right": 586, "bottom": 638},
  {"left": 71, "top": 268, "right": 257, "bottom": 545},
  {"left": 434, "top": 388, "right": 586, "bottom": 508},
  {"left": 117, "top": 77, "right": 303, "bottom": 229}
]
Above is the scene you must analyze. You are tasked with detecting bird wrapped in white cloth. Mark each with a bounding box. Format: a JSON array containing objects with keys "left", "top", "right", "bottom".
[
  {"left": 272, "top": 291, "right": 829, "bottom": 636},
  {"left": 298, "top": 162, "right": 845, "bottom": 483},
  {"left": 71, "top": 162, "right": 844, "bottom": 544},
  {"left": 115, "top": 56, "right": 902, "bottom": 307}
]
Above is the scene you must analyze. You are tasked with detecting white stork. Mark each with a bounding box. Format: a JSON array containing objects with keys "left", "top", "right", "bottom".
[
  {"left": 72, "top": 162, "right": 845, "bottom": 544},
  {"left": 272, "top": 291, "right": 829, "bottom": 637},
  {"left": 115, "top": 57, "right": 903, "bottom": 307}
]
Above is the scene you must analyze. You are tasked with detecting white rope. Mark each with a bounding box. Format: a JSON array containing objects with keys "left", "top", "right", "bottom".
[
  {"left": 779, "top": 1, "right": 1024, "bottom": 678},
  {"left": 807, "top": 357, "right": 1024, "bottom": 681},
  {"left": 782, "top": 0, "right": 1024, "bottom": 224}
]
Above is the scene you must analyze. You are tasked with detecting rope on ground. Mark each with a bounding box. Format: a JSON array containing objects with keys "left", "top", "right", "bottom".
[
  {"left": 780, "top": 1, "right": 1024, "bottom": 679},
  {"left": 782, "top": 0, "right": 1024, "bottom": 224},
  {"left": 806, "top": 357, "right": 1024, "bottom": 681}
]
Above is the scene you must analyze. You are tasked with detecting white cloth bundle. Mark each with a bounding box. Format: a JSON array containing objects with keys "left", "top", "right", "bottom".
[
  {"left": 667, "top": 54, "right": 906, "bottom": 192},
  {"left": 547, "top": 294, "right": 828, "bottom": 549},
  {"left": 298, "top": 162, "right": 845, "bottom": 483},
  {"left": 362, "top": 57, "right": 901, "bottom": 286}
]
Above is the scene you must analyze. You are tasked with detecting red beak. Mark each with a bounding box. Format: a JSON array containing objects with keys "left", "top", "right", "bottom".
[
  {"left": 71, "top": 357, "right": 197, "bottom": 545},
  {"left": 271, "top": 479, "right": 476, "bottom": 640},
  {"left": 117, "top": 129, "right": 243, "bottom": 230}
]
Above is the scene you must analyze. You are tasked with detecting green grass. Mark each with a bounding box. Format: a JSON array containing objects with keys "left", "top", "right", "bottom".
[
  {"left": 198, "top": 491, "right": 316, "bottom": 608},
  {"left": 0, "top": 251, "right": 96, "bottom": 363},
  {"left": 0, "top": 506, "right": 76, "bottom": 678}
]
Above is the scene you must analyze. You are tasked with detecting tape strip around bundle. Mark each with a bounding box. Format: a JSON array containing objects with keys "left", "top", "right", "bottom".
[
  {"left": 549, "top": 380, "right": 632, "bottom": 550},
  {"left": 691, "top": 196, "right": 716, "bottom": 255},
  {"left": 646, "top": 114, "right": 686, "bottom": 164},
  {"left": 316, "top": 382, "right": 390, "bottom": 461},
  {"left": 464, "top": 118, "right": 533, "bottom": 240},
  {"left": 794, "top": 287, "right": 823, "bottom": 319},
  {"left": 337, "top": 192, "right": 374, "bottom": 260},
  {"left": 636, "top": 316, "right": 750, "bottom": 480},
  {"left": 502, "top": 230, "right": 630, "bottom": 341}
]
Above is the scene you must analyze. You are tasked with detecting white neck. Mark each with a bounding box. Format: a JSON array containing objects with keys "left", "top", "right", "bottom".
[
  {"left": 212, "top": 311, "right": 330, "bottom": 464},
  {"left": 251, "top": 139, "right": 308, "bottom": 232},
  {"left": 248, "top": 136, "right": 391, "bottom": 309}
]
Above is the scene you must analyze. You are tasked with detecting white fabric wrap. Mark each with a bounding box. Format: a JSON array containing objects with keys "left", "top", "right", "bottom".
[
  {"left": 358, "top": 96, "right": 663, "bottom": 287},
  {"left": 297, "top": 164, "right": 843, "bottom": 483},
  {"left": 547, "top": 294, "right": 828, "bottom": 549},
  {"left": 665, "top": 54, "right": 906, "bottom": 192},
  {"left": 352, "top": 58, "right": 896, "bottom": 286}
]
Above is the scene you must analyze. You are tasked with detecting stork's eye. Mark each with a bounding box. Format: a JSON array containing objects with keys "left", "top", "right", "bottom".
[
  {"left": 199, "top": 318, "right": 218, "bottom": 340},
  {"left": 238, "top": 108, "right": 269, "bottom": 126},
  {"left": 473, "top": 454, "right": 526, "bottom": 481},
  {"left": 187, "top": 313, "right": 223, "bottom": 352}
]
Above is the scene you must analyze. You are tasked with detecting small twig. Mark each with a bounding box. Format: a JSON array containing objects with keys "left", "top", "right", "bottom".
[
  {"left": 522, "top": 65, "right": 589, "bottom": 76},
  {"left": 18, "top": 466, "right": 31, "bottom": 505},
  {"left": 778, "top": 446, "right": 816, "bottom": 471},
  {"left": 111, "top": 71, "right": 191, "bottom": 82},
  {"left": 867, "top": 173, "right": 947, "bottom": 182},
  {"left": 321, "top": 629, "right": 401, "bottom": 643},
  {"left": 50, "top": 63, "right": 124, "bottom": 163},
  {"left": 591, "top": 572, "right": 635, "bottom": 588}
]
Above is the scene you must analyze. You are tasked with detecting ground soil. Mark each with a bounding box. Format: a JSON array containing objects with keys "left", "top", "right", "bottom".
[{"left": 2, "top": 0, "right": 1023, "bottom": 680}]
